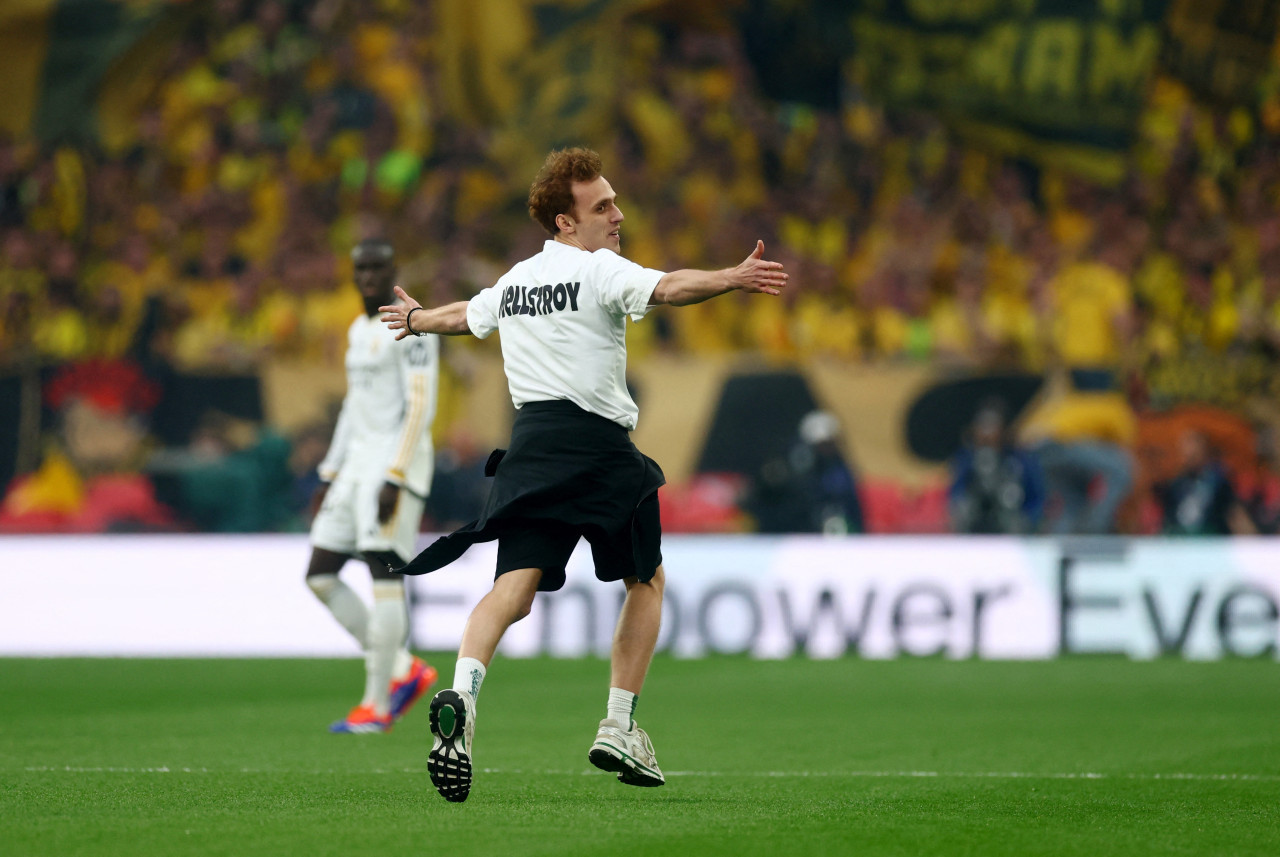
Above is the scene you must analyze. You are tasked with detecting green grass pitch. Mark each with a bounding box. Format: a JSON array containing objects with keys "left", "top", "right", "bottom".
[{"left": 2, "top": 656, "right": 1278, "bottom": 856}]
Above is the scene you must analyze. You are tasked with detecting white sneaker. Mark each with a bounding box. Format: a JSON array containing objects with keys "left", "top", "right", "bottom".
[
  {"left": 588, "top": 718, "right": 665, "bottom": 787},
  {"left": 427, "top": 689, "right": 476, "bottom": 802}
]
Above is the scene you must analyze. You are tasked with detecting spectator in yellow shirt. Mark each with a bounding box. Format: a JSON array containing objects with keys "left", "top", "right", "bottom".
[{"left": 1042, "top": 239, "right": 1134, "bottom": 390}]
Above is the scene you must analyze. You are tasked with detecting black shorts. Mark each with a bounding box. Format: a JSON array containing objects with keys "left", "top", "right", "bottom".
[
  {"left": 397, "top": 400, "right": 666, "bottom": 592},
  {"left": 495, "top": 490, "right": 662, "bottom": 592}
]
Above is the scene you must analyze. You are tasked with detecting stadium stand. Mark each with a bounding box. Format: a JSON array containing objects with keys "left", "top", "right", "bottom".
[{"left": 2, "top": 0, "right": 1280, "bottom": 535}]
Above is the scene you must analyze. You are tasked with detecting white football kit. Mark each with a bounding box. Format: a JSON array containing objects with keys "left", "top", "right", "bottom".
[
  {"left": 312, "top": 312, "right": 439, "bottom": 561},
  {"left": 465, "top": 240, "right": 665, "bottom": 428}
]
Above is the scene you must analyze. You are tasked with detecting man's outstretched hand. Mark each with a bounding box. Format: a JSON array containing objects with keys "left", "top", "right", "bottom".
[
  {"left": 379, "top": 285, "right": 422, "bottom": 341},
  {"left": 732, "top": 240, "right": 788, "bottom": 295}
]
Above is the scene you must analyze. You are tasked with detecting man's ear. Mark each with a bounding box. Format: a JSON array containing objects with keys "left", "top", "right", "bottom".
[{"left": 555, "top": 212, "right": 576, "bottom": 234}]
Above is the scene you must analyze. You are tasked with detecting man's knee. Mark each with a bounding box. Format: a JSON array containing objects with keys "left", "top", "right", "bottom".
[
  {"left": 306, "top": 547, "right": 348, "bottom": 580},
  {"left": 306, "top": 573, "right": 338, "bottom": 600},
  {"left": 511, "top": 596, "right": 535, "bottom": 623},
  {"left": 494, "top": 567, "right": 542, "bottom": 622},
  {"left": 626, "top": 564, "right": 665, "bottom": 597}
]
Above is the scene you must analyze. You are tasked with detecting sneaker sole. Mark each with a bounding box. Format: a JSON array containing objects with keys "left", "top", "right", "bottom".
[
  {"left": 427, "top": 690, "right": 472, "bottom": 802},
  {"left": 588, "top": 742, "right": 665, "bottom": 787}
]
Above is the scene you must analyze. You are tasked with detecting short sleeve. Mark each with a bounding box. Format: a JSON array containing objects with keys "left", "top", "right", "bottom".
[
  {"left": 466, "top": 283, "right": 503, "bottom": 338},
  {"left": 590, "top": 250, "right": 665, "bottom": 322}
]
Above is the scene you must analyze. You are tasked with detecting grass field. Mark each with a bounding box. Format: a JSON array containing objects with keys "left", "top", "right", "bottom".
[{"left": 2, "top": 656, "right": 1278, "bottom": 857}]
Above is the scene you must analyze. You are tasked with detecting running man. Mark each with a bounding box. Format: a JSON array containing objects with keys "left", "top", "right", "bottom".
[
  {"left": 306, "top": 239, "right": 439, "bottom": 733},
  {"left": 379, "top": 148, "right": 788, "bottom": 800}
]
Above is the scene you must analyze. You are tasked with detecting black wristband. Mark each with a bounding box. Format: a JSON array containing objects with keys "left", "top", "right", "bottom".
[{"left": 405, "top": 306, "right": 424, "bottom": 336}]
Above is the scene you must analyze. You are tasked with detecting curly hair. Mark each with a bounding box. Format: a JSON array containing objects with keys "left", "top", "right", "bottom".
[{"left": 527, "top": 147, "right": 602, "bottom": 235}]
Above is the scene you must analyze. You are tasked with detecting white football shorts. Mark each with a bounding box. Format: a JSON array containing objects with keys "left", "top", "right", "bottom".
[{"left": 310, "top": 470, "right": 425, "bottom": 563}]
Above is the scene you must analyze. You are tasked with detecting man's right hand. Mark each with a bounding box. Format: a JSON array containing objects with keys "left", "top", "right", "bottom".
[
  {"left": 309, "top": 482, "right": 330, "bottom": 519},
  {"left": 379, "top": 285, "right": 423, "bottom": 341},
  {"left": 380, "top": 290, "right": 473, "bottom": 337}
]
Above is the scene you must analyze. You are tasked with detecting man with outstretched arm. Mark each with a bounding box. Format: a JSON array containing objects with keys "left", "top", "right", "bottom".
[{"left": 379, "top": 147, "right": 787, "bottom": 802}]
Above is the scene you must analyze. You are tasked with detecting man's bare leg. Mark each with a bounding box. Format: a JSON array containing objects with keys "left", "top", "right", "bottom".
[
  {"left": 591, "top": 565, "right": 666, "bottom": 786},
  {"left": 428, "top": 567, "right": 543, "bottom": 802},
  {"left": 438, "top": 566, "right": 543, "bottom": 703},
  {"left": 610, "top": 564, "right": 664, "bottom": 693},
  {"left": 457, "top": 566, "right": 542, "bottom": 666}
]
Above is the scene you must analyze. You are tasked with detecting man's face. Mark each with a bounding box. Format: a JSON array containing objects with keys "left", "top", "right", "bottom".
[
  {"left": 353, "top": 250, "right": 395, "bottom": 310},
  {"left": 565, "top": 176, "right": 623, "bottom": 253}
]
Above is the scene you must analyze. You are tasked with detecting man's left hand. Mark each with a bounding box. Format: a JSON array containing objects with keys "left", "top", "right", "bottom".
[{"left": 377, "top": 482, "right": 400, "bottom": 524}]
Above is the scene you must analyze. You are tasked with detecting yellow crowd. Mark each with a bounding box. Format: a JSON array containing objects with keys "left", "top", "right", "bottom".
[{"left": 1, "top": 1, "right": 1279, "bottom": 387}]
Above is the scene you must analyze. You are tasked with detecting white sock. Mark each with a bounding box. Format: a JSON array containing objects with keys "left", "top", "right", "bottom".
[
  {"left": 392, "top": 648, "right": 415, "bottom": 681},
  {"left": 306, "top": 574, "right": 369, "bottom": 649},
  {"left": 607, "top": 687, "right": 636, "bottom": 730},
  {"left": 363, "top": 580, "right": 408, "bottom": 716},
  {"left": 453, "top": 657, "right": 486, "bottom": 701}
]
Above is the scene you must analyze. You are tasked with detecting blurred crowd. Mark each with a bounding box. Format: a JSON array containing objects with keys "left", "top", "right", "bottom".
[
  {"left": 5, "top": 0, "right": 1280, "bottom": 372},
  {"left": 3, "top": 0, "right": 1280, "bottom": 535}
]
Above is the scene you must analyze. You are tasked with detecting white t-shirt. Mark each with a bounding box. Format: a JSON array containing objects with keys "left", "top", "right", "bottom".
[
  {"left": 317, "top": 312, "right": 439, "bottom": 495},
  {"left": 467, "top": 240, "right": 664, "bottom": 429}
]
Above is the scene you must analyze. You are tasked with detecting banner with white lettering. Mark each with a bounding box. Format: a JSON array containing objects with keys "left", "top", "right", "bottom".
[{"left": 1, "top": 535, "right": 1277, "bottom": 659}]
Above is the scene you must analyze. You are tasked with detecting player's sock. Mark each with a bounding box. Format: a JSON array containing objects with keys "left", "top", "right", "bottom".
[
  {"left": 392, "top": 648, "right": 415, "bottom": 681},
  {"left": 363, "top": 580, "right": 408, "bottom": 717},
  {"left": 607, "top": 687, "right": 637, "bottom": 731},
  {"left": 453, "top": 657, "right": 486, "bottom": 701},
  {"left": 307, "top": 574, "right": 369, "bottom": 648}
]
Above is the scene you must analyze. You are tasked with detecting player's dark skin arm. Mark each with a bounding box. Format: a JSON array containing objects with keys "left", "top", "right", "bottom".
[
  {"left": 309, "top": 482, "right": 330, "bottom": 518},
  {"left": 377, "top": 482, "right": 399, "bottom": 523}
]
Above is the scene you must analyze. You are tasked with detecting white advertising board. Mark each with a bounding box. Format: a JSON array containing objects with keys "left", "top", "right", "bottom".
[{"left": 1, "top": 535, "right": 1277, "bottom": 659}]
